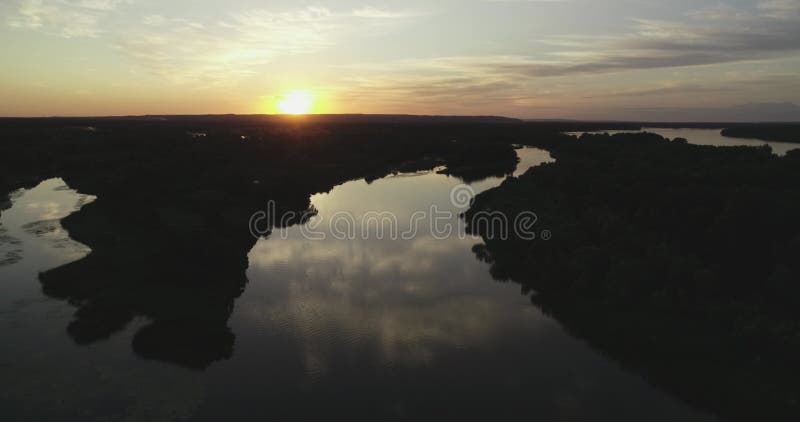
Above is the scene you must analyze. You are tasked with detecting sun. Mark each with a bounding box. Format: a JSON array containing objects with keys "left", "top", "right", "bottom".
[{"left": 277, "top": 90, "right": 314, "bottom": 115}]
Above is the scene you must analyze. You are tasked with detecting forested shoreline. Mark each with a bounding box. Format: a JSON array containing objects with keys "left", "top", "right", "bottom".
[{"left": 467, "top": 132, "right": 800, "bottom": 421}]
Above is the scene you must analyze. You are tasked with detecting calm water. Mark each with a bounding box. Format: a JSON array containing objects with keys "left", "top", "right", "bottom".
[
  {"left": 0, "top": 151, "right": 717, "bottom": 421},
  {"left": 567, "top": 127, "right": 799, "bottom": 156}
]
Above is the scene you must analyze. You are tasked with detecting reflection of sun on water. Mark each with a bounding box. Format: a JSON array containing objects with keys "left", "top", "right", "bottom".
[{"left": 277, "top": 90, "right": 314, "bottom": 115}]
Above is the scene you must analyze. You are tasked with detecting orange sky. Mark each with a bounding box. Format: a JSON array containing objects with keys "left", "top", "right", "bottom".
[{"left": 1, "top": 0, "right": 799, "bottom": 120}]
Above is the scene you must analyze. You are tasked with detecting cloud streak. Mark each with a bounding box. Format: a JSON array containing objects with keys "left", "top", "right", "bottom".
[
  {"left": 492, "top": 3, "right": 800, "bottom": 78},
  {"left": 7, "top": 0, "right": 132, "bottom": 37},
  {"left": 112, "top": 6, "right": 424, "bottom": 85}
]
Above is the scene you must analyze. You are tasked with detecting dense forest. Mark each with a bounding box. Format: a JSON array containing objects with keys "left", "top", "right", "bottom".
[{"left": 466, "top": 132, "right": 800, "bottom": 421}]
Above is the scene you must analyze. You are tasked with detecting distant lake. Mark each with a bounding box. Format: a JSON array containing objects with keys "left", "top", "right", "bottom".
[
  {"left": 567, "top": 127, "right": 800, "bottom": 156},
  {"left": 0, "top": 150, "right": 717, "bottom": 421}
]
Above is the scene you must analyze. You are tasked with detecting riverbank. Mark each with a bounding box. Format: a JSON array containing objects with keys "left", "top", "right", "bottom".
[
  {"left": 721, "top": 124, "right": 800, "bottom": 143},
  {"left": 466, "top": 132, "right": 800, "bottom": 421}
]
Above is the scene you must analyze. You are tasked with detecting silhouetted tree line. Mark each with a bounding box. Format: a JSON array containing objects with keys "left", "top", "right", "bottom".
[
  {"left": 466, "top": 132, "right": 800, "bottom": 421},
  {"left": 721, "top": 124, "right": 800, "bottom": 143}
]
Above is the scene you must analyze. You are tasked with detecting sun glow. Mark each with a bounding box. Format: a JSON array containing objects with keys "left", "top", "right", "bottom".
[{"left": 277, "top": 90, "right": 315, "bottom": 115}]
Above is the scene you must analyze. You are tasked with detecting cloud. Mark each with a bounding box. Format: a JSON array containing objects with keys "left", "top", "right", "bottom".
[
  {"left": 327, "top": 56, "right": 544, "bottom": 115},
  {"left": 114, "top": 6, "right": 423, "bottom": 85},
  {"left": 66, "top": 0, "right": 131, "bottom": 11},
  {"left": 352, "top": 7, "right": 423, "bottom": 19},
  {"left": 6, "top": 0, "right": 132, "bottom": 37},
  {"left": 7, "top": 2, "right": 424, "bottom": 84},
  {"left": 331, "top": 0, "right": 800, "bottom": 109},
  {"left": 328, "top": 49, "right": 800, "bottom": 117},
  {"left": 346, "top": 1, "right": 800, "bottom": 84},
  {"left": 758, "top": 0, "right": 800, "bottom": 18},
  {"left": 489, "top": 2, "right": 800, "bottom": 78}
]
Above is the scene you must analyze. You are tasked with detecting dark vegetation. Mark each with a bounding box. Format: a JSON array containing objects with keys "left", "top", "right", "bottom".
[
  {"left": 525, "top": 119, "right": 800, "bottom": 143},
  {"left": 0, "top": 115, "right": 554, "bottom": 369},
  {"left": 721, "top": 123, "right": 800, "bottom": 143},
  {"left": 466, "top": 132, "right": 800, "bottom": 421},
  {"left": 3, "top": 116, "right": 799, "bottom": 419}
]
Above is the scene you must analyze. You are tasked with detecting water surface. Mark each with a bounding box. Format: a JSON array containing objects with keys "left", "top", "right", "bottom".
[{"left": 0, "top": 152, "right": 718, "bottom": 421}]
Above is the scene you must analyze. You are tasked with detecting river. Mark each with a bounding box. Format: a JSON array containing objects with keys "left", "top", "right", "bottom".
[{"left": 0, "top": 149, "right": 717, "bottom": 421}]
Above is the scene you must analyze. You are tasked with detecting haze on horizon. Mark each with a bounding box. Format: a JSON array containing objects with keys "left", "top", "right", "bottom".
[{"left": 1, "top": 0, "right": 799, "bottom": 121}]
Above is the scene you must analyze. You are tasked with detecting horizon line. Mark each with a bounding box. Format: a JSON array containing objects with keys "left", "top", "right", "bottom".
[{"left": 0, "top": 113, "right": 798, "bottom": 125}]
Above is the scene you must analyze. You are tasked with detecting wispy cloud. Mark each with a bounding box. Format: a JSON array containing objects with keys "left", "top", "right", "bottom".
[
  {"left": 114, "top": 6, "right": 423, "bottom": 85},
  {"left": 491, "top": 2, "right": 800, "bottom": 77},
  {"left": 351, "top": 7, "right": 425, "bottom": 19},
  {"left": 7, "top": 0, "right": 132, "bottom": 37},
  {"left": 334, "top": 0, "right": 800, "bottom": 97}
]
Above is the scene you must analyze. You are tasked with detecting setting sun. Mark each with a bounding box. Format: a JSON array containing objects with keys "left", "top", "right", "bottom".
[{"left": 277, "top": 90, "right": 314, "bottom": 115}]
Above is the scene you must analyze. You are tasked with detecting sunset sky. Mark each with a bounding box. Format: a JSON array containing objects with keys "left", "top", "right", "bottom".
[{"left": 1, "top": 0, "right": 799, "bottom": 120}]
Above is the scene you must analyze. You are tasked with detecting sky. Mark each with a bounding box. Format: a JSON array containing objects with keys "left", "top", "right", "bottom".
[{"left": 1, "top": 0, "right": 799, "bottom": 120}]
